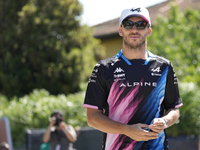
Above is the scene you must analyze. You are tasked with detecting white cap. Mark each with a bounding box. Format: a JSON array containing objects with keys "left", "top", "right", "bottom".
[{"left": 119, "top": 6, "right": 151, "bottom": 26}]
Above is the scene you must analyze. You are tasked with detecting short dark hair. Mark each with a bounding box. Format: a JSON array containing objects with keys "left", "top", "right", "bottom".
[{"left": 50, "top": 109, "right": 63, "bottom": 117}]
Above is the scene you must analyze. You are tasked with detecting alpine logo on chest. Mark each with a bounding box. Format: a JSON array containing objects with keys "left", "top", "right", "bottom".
[
  {"left": 120, "top": 82, "right": 157, "bottom": 88},
  {"left": 151, "top": 67, "right": 162, "bottom": 76},
  {"left": 151, "top": 67, "right": 161, "bottom": 72}
]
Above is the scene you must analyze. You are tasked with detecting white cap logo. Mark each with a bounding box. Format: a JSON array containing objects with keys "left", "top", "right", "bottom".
[
  {"left": 119, "top": 7, "right": 151, "bottom": 26},
  {"left": 130, "top": 8, "right": 141, "bottom": 12}
]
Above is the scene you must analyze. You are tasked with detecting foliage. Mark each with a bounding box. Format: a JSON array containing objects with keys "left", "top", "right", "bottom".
[
  {"left": 148, "top": 3, "right": 200, "bottom": 136},
  {"left": 167, "top": 82, "right": 200, "bottom": 136},
  {"left": 0, "top": 0, "right": 105, "bottom": 98},
  {"left": 148, "top": 4, "right": 200, "bottom": 86},
  {"left": 1, "top": 83, "right": 200, "bottom": 147},
  {"left": 0, "top": 89, "right": 87, "bottom": 147}
]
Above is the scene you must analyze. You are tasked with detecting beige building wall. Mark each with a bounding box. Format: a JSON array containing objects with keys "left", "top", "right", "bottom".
[{"left": 101, "top": 37, "right": 123, "bottom": 59}]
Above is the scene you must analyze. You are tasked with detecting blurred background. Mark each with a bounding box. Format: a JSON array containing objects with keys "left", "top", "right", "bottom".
[{"left": 0, "top": 0, "right": 200, "bottom": 149}]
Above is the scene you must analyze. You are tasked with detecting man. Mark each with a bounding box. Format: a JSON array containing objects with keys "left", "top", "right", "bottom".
[
  {"left": 43, "top": 109, "right": 77, "bottom": 150},
  {"left": 83, "top": 6, "right": 183, "bottom": 150}
]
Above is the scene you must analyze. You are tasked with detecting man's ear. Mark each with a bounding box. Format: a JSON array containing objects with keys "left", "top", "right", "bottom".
[
  {"left": 147, "top": 28, "right": 152, "bottom": 37},
  {"left": 119, "top": 27, "right": 123, "bottom": 37}
]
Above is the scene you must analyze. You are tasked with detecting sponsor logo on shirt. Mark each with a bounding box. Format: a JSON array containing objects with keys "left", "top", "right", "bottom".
[
  {"left": 120, "top": 82, "right": 157, "bottom": 88},
  {"left": 88, "top": 63, "right": 101, "bottom": 83},
  {"left": 151, "top": 67, "right": 161, "bottom": 73},
  {"left": 151, "top": 67, "right": 162, "bottom": 76},
  {"left": 114, "top": 67, "right": 125, "bottom": 81},
  {"left": 114, "top": 67, "right": 124, "bottom": 73}
]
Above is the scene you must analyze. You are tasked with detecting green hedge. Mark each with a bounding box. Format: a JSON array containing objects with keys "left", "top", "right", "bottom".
[
  {"left": 0, "top": 82, "right": 200, "bottom": 147},
  {"left": 167, "top": 82, "right": 200, "bottom": 136},
  {"left": 0, "top": 89, "right": 87, "bottom": 147}
]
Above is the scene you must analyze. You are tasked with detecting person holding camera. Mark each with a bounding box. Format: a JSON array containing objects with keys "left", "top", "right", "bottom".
[{"left": 43, "top": 109, "right": 77, "bottom": 150}]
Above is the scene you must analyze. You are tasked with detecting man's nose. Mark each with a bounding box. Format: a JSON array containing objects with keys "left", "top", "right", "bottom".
[{"left": 132, "top": 24, "right": 138, "bottom": 30}]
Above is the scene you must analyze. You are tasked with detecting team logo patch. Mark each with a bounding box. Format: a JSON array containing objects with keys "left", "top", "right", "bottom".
[{"left": 151, "top": 67, "right": 161, "bottom": 72}]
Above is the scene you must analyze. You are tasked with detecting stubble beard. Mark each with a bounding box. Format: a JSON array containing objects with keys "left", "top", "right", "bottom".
[{"left": 124, "top": 34, "right": 146, "bottom": 50}]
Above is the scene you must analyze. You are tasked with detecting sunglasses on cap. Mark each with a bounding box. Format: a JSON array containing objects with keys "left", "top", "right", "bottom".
[{"left": 122, "top": 20, "right": 150, "bottom": 30}]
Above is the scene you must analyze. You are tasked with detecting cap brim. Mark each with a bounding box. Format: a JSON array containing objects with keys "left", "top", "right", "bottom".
[{"left": 123, "top": 14, "right": 150, "bottom": 24}]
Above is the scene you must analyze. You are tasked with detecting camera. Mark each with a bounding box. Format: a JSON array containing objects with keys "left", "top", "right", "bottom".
[{"left": 55, "top": 117, "right": 63, "bottom": 126}]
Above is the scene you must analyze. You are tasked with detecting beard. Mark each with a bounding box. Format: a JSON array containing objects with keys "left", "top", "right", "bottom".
[{"left": 123, "top": 33, "right": 146, "bottom": 50}]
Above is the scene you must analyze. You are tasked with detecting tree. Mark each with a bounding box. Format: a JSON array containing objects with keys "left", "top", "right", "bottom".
[
  {"left": 148, "top": 4, "right": 200, "bottom": 136},
  {"left": 148, "top": 4, "right": 200, "bottom": 86},
  {"left": 0, "top": 0, "right": 105, "bottom": 98}
]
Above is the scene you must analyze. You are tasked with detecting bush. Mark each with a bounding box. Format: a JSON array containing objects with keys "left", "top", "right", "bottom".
[
  {"left": 1, "top": 82, "right": 200, "bottom": 147},
  {"left": 0, "top": 89, "right": 87, "bottom": 147},
  {"left": 167, "top": 82, "right": 200, "bottom": 136}
]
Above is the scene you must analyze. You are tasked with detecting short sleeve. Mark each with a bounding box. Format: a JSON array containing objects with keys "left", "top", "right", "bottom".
[
  {"left": 163, "top": 63, "right": 183, "bottom": 110},
  {"left": 84, "top": 62, "right": 108, "bottom": 110}
]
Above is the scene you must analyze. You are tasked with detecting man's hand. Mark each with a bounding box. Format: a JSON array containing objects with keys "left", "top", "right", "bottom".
[
  {"left": 43, "top": 116, "right": 56, "bottom": 143},
  {"left": 87, "top": 108, "right": 159, "bottom": 142},
  {"left": 59, "top": 121, "right": 67, "bottom": 130},
  {"left": 125, "top": 123, "right": 158, "bottom": 141},
  {"left": 49, "top": 116, "right": 56, "bottom": 127},
  {"left": 148, "top": 118, "right": 166, "bottom": 133},
  {"left": 59, "top": 122, "right": 77, "bottom": 142}
]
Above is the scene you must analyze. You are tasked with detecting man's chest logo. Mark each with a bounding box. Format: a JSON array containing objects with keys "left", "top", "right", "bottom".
[
  {"left": 114, "top": 67, "right": 125, "bottom": 81},
  {"left": 114, "top": 67, "right": 124, "bottom": 73},
  {"left": 151, "top": 67, "right": 161, "bottom": 72},
  {"left": 151, "top": 67, "right": 162, "bottom": 76}
]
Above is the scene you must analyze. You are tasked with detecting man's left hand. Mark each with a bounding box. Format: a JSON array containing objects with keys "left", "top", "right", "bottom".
[
  {"left": 148, "top": 118, "right": 167, "bottom": 133},
  {"left": 59, "top": 121, "right": 67, "bottom": 130}
]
